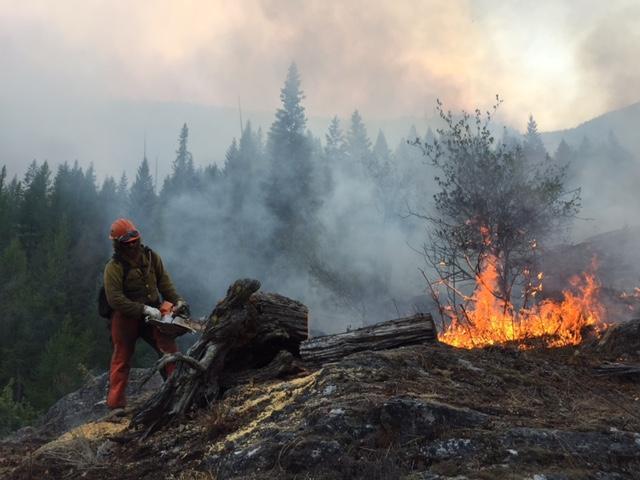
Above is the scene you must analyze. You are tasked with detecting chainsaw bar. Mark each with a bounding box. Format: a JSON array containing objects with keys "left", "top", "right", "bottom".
[{"left": 146, "top": 314, "right": 204, "bottom": 337}]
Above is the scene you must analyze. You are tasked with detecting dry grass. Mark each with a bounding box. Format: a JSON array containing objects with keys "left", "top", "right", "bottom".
[{"left": 36, "top": 431, "right": 106, "bottom": 477}]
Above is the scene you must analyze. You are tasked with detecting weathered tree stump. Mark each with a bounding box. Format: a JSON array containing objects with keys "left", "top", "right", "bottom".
[
  {"left": 130, "top": 278, "right": 308, "bottom": 438},
  {"left": 300, "top": 313, "right": 437, "bottom": 364}
]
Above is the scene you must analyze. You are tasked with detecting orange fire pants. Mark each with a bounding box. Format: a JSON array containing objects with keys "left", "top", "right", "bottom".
[{"left": 107, "top": 310, "right": 178, "bottom": 409}]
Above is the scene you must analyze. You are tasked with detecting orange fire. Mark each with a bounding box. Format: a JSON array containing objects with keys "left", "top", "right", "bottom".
[{"left": 438, "top": 256, "right": 606, "bottom": 349}]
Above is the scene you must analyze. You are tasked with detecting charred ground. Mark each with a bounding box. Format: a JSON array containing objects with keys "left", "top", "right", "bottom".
[{"left": 2, "top": 327, "right": 640, "bottom": 480}]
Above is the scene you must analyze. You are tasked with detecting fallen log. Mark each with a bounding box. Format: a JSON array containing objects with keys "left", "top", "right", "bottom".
[
  {"left": 593, "top": 361, "right": 640, "bottom": 377},
  {"left": 300, "top": 313, "right": 436, "bottom": 364},
  {"left": 130, "top": 278, "right": 308, "bottom": 438}
]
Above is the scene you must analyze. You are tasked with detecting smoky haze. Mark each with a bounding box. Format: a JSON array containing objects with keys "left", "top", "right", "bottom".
[{"left": 2, "top": 0, "right": 640, "bottom": 179}]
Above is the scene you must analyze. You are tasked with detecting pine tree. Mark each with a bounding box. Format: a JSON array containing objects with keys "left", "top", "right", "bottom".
[
  {"left": 224, "top": 138, "right": 239, "bottom": 174},
  {"left": 554, "top": 139, "right": 573, "bottom": 165},
  {"left": 264, "top": 63, "right": 318, "bottom": 259},
  {"left": 203, "top": 163, "right": 221, "bottom": 182},
  {"left": 423, "top": 127, "right": 436, "bottom": 145},
  {"left": 373, "top": 131, "right": 392, "bottom": 170},
  {"left": 117, "top": 172, "right": 129, "bottom": 197},
  {"left": 114, "top": 172, "right": 130, "bottom": 219},
  {"left": 0, "top": 379, "right": 36, "bottom": 435},
  {"left": 346, "top": 110, "right": 372, "bottom": 175},
  {"left": 32, "top": 315, "right": 91, "bottom": 409},
  {"left": 0, "top": 166, "right": 9, "bottom": 251},
  {"left": 395, "top": 125, "right": 430, "bottom": 203},
  {"left": 99, "top": 176, "right": 118, "bottom": 219},
  {"left": 4, "top": 176, "right": 22, "bottom": 240},
  {"left": 80, "top": 164, "right": 100, "bottom": 226},
  {"left": 370, "top": 131, "right": 401, "bottom": 220},
  {"left": 523, "top": 115, "right": 547, "bottom": 161},
  {"left": 163, "top": 123, "right": 198, "bottom": 197},
  {"left": 20, "top": 161, "right": 52, "bottom": 257},
  {"left": 129, "top": 156, "right": 157, "bottom": 236},
  {"left": 325, "top": 116, "right": 347, "bottom": 163},
  {"left": 226, "top": 122, "right": 261, "bottom": 213},
  {"left": 268, "top": 63, "right": 307, "bottom": 147},
  {"left": 0, "top": 239, "right": 30, "bottom": 402}
]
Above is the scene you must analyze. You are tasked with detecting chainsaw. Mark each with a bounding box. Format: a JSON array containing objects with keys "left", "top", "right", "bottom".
[{"left": 144, "top": 301, "right": 205, "bottom": 337}]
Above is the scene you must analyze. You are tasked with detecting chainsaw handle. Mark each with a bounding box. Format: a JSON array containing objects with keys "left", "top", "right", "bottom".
[{"left": 159, "top": 301, "right": 174, "bottom": 317}]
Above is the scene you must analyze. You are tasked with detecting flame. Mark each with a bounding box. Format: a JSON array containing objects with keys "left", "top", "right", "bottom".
[{"left": 438, "top": 256, "right": 606, "bottom": 349}]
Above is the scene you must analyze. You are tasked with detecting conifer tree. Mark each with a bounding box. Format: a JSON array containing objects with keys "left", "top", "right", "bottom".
[
  {"left": 0, "top": 166, "right": 9, "bottom": 251},
  {"left": 523, "top": 115, "right": 548, "bottom": 160},
  {"left": 5, "top": 177, "right": 22, "bottom": 237},
  {"left": 346, "top": 110, "right": 372, "bottom": 175},
  {"left": 99, "top": 176, "right": 118, "bottom": 221},
  {"left": 0, "top": 238, "right": 30, "bottom": 402},
  {"left": 554, "top": 139, "right": 573, "bottom": 165},
  {"left": 226, "top": 122, "right": 262, "bottom": 213},
  {"left": 325, "top": 116, "right": 347, "bottom": 163},
  {"left": 203, "top": 163, "right": 221, "bottom": 182},
  {"left": 372, "top": 131, "right": 392, "bottom": 175},
  {"left": 32, "top": 315, "right": 90, "bottom": 409},
  {"left": 129, "top": 156, "right": 157, "bottom": 236},
  {"left": 264, "top": 63, "right": 318, "bottom": 259},
  {"left": 114, "top": 172, "right": 130, "bottom": 219},
  {"left": 117, "top": 172, "right": 129, "bottom": 197},
  {"left": 20, "top": 161, "right": 51, "bottom": 256},
  {"left": 163, "top": 123, "right": 198, "bottom": 197},
  {"left": 224, "top": 138, "right": 239, "bottom": 173}
]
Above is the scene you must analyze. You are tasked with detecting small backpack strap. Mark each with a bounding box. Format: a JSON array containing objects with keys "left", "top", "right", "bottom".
[
  {"left": 143, "top": 246, "right": 155, "bottom": 279},
  {"left": 112, "top": 252, "right": 132, "bottom": 286}
]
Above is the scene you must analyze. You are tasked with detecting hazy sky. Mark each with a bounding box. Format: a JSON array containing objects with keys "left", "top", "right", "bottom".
[{"left": 1, "top": 0, "right": 638, "bottom": 133}]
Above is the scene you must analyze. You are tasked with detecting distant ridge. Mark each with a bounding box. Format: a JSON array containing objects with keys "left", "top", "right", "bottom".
[{"left": 541, "top": 101, "right": 640, "bottom": 156}]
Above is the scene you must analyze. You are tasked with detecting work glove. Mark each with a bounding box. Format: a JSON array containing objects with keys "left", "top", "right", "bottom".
[
  {"left": 143, "top": 305, "right": 161, "bottom": 323},
  {"left": 173, "top": 300, "right": 191, "bottom": 318}
]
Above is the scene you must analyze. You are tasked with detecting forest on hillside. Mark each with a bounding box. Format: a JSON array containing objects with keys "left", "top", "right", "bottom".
[{"left": 1, "top": 63, "right": 637, "bottom": 434}]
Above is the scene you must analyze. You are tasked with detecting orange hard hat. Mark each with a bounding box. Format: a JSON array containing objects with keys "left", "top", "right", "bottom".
[{"left": 109, "top": 218, "right": 141, "bottom": 243}]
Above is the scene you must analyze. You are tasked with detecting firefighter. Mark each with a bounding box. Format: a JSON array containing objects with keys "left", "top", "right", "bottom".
[{"left": 103, "top": 218, "right": 189, "bottom": 410}]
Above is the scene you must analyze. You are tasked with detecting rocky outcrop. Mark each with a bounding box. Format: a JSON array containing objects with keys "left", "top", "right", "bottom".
[
  {"left": 2, "top": 368, "right": 162, "bottom": 445},
  {"left": 4, "top": 325, "right": 640, "bottom": 479}
]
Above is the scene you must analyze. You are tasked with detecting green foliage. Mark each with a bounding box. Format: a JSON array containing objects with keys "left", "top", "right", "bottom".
[
  {"left": 0, "top": 160, "right": 111, "bottom": 430},
  {"left": 163, "top": 123, "right": 198, "bottom": 197},
  {"left": 417, "top": 99, "right": 581, "bottom": 304},
  {"left": 0, "top": 379, "right": 36, "bottom": 436},
  {"left": 229, "top": 122, "right": 264, "bottom": 212},
  {"left": 346, "top": 110, "right": 372, "bottom": 167},
  {"left": 325, "top": 116, "right": 347, "bottom": 162},
  {"left": 265, "top": 62, "right": 320, "bottom": 261},
  {"left": 130, "top": 156, "right": 157, "bottom": 236},
  {"left": 31, "top": 316, "right": 92, "bottom": 409},
  {"left": 269, "top": 63, "right": 307, "bottom": 142},
  {"left": 523, "top": 115, "right": 548, "bottom": 161}
]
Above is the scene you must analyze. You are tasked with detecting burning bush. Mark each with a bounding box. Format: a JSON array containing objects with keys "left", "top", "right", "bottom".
[
  {"left": 413, "top": 98, "right": 586, "bottom": 348},
  {"left": 438, "top": 255, "right": 606, "bottom": 348}
]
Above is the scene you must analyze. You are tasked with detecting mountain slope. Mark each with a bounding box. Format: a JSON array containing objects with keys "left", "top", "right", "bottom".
[{"left": 542, "top": 101, "right": 640, "bottom": 155}]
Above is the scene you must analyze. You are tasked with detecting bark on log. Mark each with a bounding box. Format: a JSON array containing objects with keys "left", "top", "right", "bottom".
[
  {"left": 300, "top": 313, "right": 436, "bottom": 364},
  {"left": 130, "top": 279, "right": 308, "bottom": 438}
]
